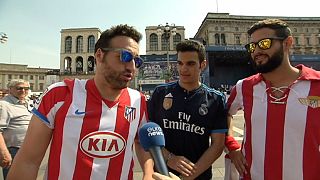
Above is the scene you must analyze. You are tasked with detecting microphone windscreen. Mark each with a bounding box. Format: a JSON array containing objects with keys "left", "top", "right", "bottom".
[{"left": 138, "top": 122, "right": 165, "bottom": 151}]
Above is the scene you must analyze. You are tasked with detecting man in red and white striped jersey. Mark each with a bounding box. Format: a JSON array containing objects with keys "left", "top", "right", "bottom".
[
  {"left": 227, "top": 19, "right": 320, "bottom": 180},
  {"left": 7, "top": 24, "right": 154, "bottom": 180}
]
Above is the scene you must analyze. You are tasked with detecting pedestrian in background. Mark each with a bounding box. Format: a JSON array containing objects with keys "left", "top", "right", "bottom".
[{"left": 0, "top": 79, "right": 32, "bottom": 179}]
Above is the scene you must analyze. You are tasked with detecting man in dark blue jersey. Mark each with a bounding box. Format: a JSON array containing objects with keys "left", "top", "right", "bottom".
[{"left": 148, "top": 40, "right": 227, "bottom": 180}]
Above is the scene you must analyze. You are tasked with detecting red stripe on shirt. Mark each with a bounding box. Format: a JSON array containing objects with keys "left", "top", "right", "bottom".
[
  {"left": 47, "top": 81, "right": 74, "bottom": 180},
  {"left": 106, "top": 89, "right": 131, "bottom": 180},
  {"left": 303, "top": 80, "right": 320, "bottom": 180},
  {"left": 264, "top": 86, "right": 287, "bottom": 180},
  {"left": 72, "top": 80, "right": 101, "bottom": 180},
  {"left": 128, "top": 160, "right": 134, "bottom": 180},
  {"left": 140, "top": 93, "right": 148, "bottom": 122},
  {"left": 242, "top": 79, "right": 253, "bottom": 180}
]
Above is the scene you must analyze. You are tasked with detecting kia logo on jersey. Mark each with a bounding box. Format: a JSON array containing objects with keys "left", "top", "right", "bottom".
[{"left": 80, "top": 131, "right": 126, "bottom": 158}]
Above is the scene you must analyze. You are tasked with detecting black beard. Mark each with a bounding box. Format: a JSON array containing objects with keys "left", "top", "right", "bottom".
[{"left": 251, "top": 49, "right": 284, "bottom": 73}]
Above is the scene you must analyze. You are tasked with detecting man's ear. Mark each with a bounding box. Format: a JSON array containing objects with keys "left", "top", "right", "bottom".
[
  {"left": 95, "top": 49, "right": 104, "bottom": 63},
  {"left": 284, "top": 36, "right": 293, "bottom": 49},
  {"left": 200, "top": 59, "right": 207, "bottom": 71}
]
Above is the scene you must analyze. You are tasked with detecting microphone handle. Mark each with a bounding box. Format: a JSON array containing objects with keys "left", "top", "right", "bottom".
[{"left": 149, "top": 146, "right": 169, "bottom": 176}]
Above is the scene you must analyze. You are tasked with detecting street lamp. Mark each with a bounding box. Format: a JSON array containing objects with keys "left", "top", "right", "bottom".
[
  {"left": 157, "top": 23, "right": 176, "bottom": 81},
  {"left": 0, "top": 32, "right": 8, "bottom": 44}
]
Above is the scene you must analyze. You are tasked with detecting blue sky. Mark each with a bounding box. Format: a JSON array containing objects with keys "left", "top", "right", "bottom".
[{"left": 0, "top": 0, "right": 319, "bottom": 69}]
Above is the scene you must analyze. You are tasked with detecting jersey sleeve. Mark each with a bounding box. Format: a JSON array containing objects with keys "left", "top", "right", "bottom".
[
  {"left": 139, "top": 93, "right": 149, "bottom": 128},
  {"left": 211, "top": 93, "right": 228, "bottom": 134},
  {"left": 31, "top": 81, "right": 69, "bottom": 129},
  {"left": 147, "top": 87, "right": 160, "bottom": 122},
  {"left": 136, "top": 92, "right": 149, "bottom": 141},
  {"left": 227, "top": 80, "right": 244, "bottom": 116}
]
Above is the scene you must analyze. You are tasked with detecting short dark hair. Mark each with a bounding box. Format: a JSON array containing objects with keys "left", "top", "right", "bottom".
[
  {"left": 176, "top": 40, "right": 206, "bottom": 63},
  {"left": 95, "top": 24, "right": 142, "bottom": 52},
  {"left": 247, "top": 19, "right": 292, "bottom": 38}
]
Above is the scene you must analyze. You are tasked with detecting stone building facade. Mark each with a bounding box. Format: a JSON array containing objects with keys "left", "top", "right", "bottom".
[
  {"left": 194, "top": 13, "right": 320, "bottom": 88},
  {"left": 59, "top": 28, "right": 101, "bottom": 80},
  {"left": 0, "top": 63, "right": 59, "bottom": 92},
  {"left": 145, "top": 25, "right": 185, "bottom": 55},
  {"left": 194, "top": 13, "right": 320, "bottom": 55}
]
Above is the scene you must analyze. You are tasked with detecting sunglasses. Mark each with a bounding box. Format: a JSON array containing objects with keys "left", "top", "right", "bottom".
[
  {"left": 101, "top": 48, "right": 143, "bottom": 68},
  {"left": 245, "top": 37, "right": 286, "bottom": 53},
  {"left": 16, "top": 87, "right": 30, "bottom": 91}
]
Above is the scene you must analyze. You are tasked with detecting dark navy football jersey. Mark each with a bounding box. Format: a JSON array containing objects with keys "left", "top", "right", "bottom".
[{"left": 148, "top": 81, "right": 228, "bottom": 180}]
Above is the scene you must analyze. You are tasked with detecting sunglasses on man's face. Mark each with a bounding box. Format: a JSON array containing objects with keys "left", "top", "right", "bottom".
[
  {"left": 101, "top": 48, "right": 143, "bottom": 68},
  {"left": 15, "top": 87, "right": 30, "bottom": 91},
  {"left": 245, "top": 37, "right": 286, "bottom": 53}
]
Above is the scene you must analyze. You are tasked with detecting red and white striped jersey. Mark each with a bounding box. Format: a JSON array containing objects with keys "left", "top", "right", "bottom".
[
  {"left": 227, "top": 65, "right": 320, "bottom": 180},
  {"left": 32, "top": 79, "right": 148, "bottom": 180}
]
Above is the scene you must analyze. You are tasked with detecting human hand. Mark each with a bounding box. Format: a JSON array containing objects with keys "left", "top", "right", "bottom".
[
  {"left": 152, "top": 172, "right": 180, "bottom": 180},
  {"left": 228, "top": 149, "right": 247, "bottom": 176},
  {"left": 0, "top": 150, "right": 12, "bottom": 168},
  {"left": 167, "top": 155, "right": 196, "bottom": 177}
]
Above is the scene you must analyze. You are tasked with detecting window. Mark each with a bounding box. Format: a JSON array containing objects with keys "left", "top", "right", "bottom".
[
  {"left": 235, "top": 27, "right": 239, "bottom": 31},
  {"left": 8, "top": 74, "right": 12, "bottom": 80},
  {"left": 318, "top": 37, "right": 320, "bottom": 45},
  {"left": 87, "top": 35, "right": 95, "bottom": 53},
  {"left": 88, "top": 56, "right": 95, "bottom": 72},
  {"left": 221, "top": 34, "right": 226, "bottom": 45},
  {"left": 76, "top": 57, "right": 83, "bottom": 72},
  {"left": 39, "top": 75, "right": 44, "bottom": 80},
  {"left": 161, "top": 34, "right": 169, "bottom": 51},
  {"left": 76, "top": 36, "right": 83, "bottom": 53},
  {"left": 64, "top": 57, "right": 72, "bottom": 72},
  {"left": 305, "top": 28, "right": 309, "bottom": 33},
  {"left": 30, "top": 83, "right": 34, "bottom": 91},
  {"left": 65, "top": 36, "right": 72, "bottom": 53},
  {"left": 221, "top": 27, "right": 224, "bottom": 31},
  {"left": 215, "top": 27, "right": 219, "bottom": 31},
  {"left": 235, "top": 36, "right": 240, "bottom": 45},
  {"left": 173, "top": 33, "right": 181, "bottom": 49},
  {"left": 30, "top": 75, "right": 34, "bottom": 80},
  {"left": 293, "top": 28, "right": 297, "bottom": 32},
  {"left": 149, "top": 33, "right": 158, "bottom": 51},
  {"left": 295, "top": 37, "right": 299, "bottom": 45},
  {"left": 215, "top": 34, "right": 220, "bottom": 45},
  {"left": 19, "top": 75, "right": 23, "bottom": 79},
  {"left": 39, "top": 83, "right": 44, "bottom": 91},
  {"left": 306, "top": 37, "right": 310, "bottom": 46}
]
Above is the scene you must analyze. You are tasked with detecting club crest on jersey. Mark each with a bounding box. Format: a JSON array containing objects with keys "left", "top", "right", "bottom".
[
  {"left": 163, "top": 93, "right": 173, "bottom": 110},
  {"left": 298, "top": 96, "right": 320, "bottom": 108},
  {"left": 80, "top": 131, "right": 126, "bottom": 158},
  {"left": 124, "top": 106, "right": 136, "bottom": 122},
  {"left": 199, "top": 104, "right": 208, "bottom": 116}
]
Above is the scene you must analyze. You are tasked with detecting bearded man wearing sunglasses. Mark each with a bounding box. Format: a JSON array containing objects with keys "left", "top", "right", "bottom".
[
  {"left": 226, "top": 19, "right": 320, "bottom": 180},
  {"left": 0, "top": 79, "right": 32, "bottom": 179},
  {"left": 7, "top": 25, "right": 154, "bottom": 180}
]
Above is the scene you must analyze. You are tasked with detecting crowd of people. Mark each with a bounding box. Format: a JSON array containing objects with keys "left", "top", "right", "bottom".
[{"left": 0, "top": 18, "right": 319, "bottom": 180}]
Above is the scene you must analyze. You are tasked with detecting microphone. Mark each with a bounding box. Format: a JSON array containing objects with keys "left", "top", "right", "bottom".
[{"left": 139, "top": 122, "right": 169, "bottom": 176}]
